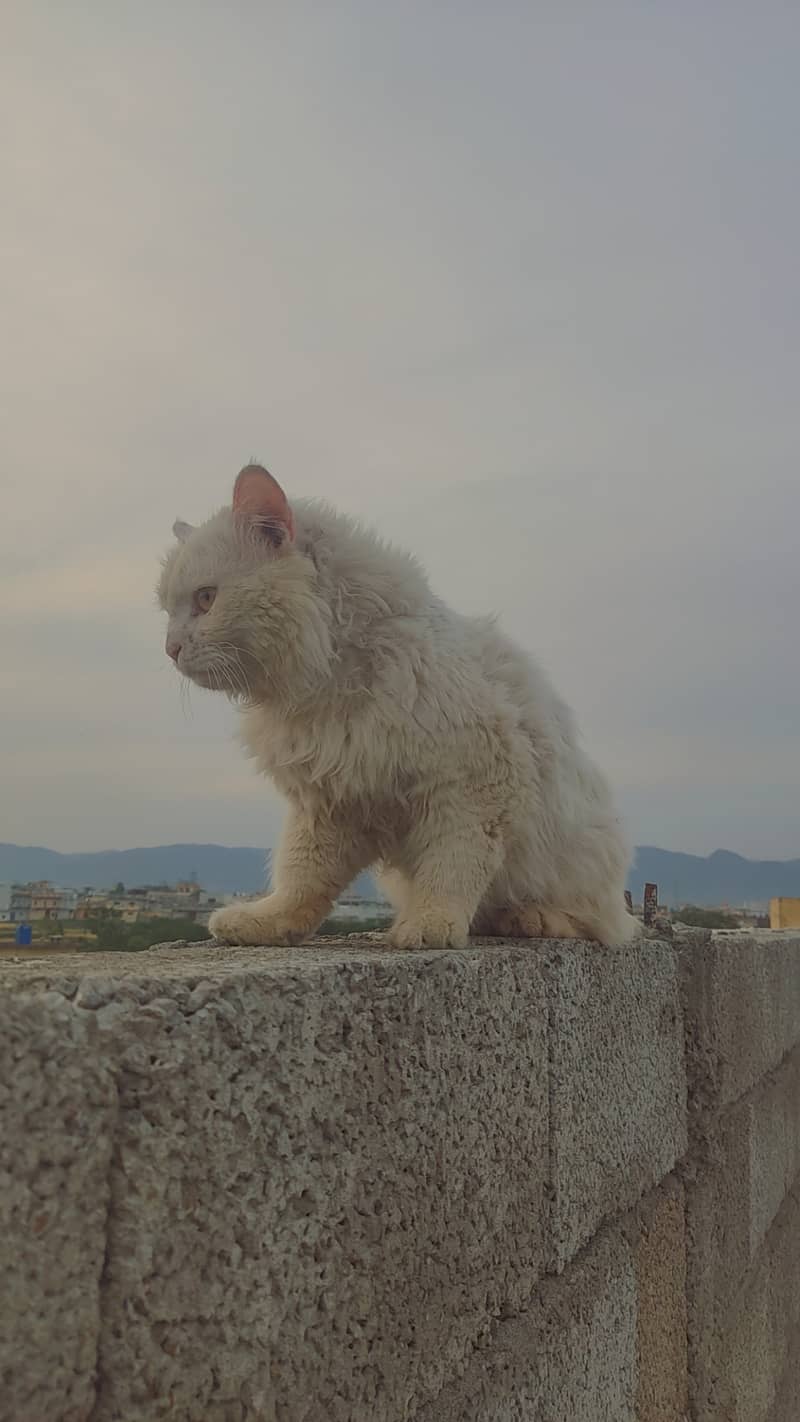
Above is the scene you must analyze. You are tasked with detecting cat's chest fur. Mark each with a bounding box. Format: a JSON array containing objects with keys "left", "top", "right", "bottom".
[{"left": 238, "top": 698, "right": 402, "bottom": 812}]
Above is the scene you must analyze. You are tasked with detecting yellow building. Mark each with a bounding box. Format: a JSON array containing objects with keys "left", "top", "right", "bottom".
[{"left": 769, "top": 897, "right": 800, "bottom": 929}]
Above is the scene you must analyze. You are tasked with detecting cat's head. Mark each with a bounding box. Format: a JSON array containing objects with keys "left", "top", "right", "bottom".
[{"left": 157, "top": 464, "right": 331, "bottom": 702}]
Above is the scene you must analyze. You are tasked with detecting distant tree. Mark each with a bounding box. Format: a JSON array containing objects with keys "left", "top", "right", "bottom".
[
  {"left": 674, "top": 905, "right": 740, "bottom": 930},
  {"left": 112, "top": 882, "right": 125, "bottom": 897},
  {"left": 31, "top": 919, "right": 58, "bottom": 939},
  {"left": 80, "top": 914, "right": 392, "bottom": 952},
  {"left": 85, "top": 916, "right": 211, "bottom": 952},
  {"left": 317, "top": 916, "right": 389, "bottom": 936}
]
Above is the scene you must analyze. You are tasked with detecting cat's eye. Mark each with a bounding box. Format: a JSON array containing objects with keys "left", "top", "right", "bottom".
[{"left": 193, "top": 586, "right": 217, "bottom": 615}]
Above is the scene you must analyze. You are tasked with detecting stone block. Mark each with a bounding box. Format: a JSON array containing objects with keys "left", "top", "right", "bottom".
[
  {"left": 766, "top": 1336, "right": 800, "bottom": 1422},
  {"left": 685, "top": 1046, "right": 800, "bottom": 1415},
  {"left": 725, "top": 1185, "right": 800, "bottom": 1422},
  {"left": 419, "top": 1181, "right": 689, "bottom": 1422},
  {"left": 0, "top": 992, "right": 117, "bottom": 1422},
  {"left": 0, "top": 942, "right": 550, "bottom": 1422},
  {"left": 543, "top": 940, "right": 686, "bottom": 1268},
  {"left": 691, "top": 1185, "right": 800, "bottom": 1421},
  {"left": 417, "top": 1225, "right": 638, "bottom": 1422},
  {"left": 679, "top": 932, "right": 800, "bottom": 1115},
  {"left": 748, "top": 1049, "right": 800, "bottom": 1255},
  {"left": 632, "top": 1180, "right": 688, "bottom": 1422}
]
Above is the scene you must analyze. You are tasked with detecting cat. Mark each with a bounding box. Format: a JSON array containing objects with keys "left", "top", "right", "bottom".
[{"left": 158, "top": 463, "right": 636, "bottom": 949}]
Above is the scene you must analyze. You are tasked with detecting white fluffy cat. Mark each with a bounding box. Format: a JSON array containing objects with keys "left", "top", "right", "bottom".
[{"left": 158, "top": 464, "right": 635, "bottom": 949}]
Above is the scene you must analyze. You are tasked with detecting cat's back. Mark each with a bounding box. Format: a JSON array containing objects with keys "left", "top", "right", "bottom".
[
  {"left": 449, "top": 608, "right": 574, "bottom": 736},
  {"left": 296, "top": 503, "right": 577, "bottom": 747}
]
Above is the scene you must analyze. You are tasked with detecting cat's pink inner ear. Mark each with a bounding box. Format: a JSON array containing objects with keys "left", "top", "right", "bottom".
[{"left": 233, "top": 464, "right": 295, "bottom": 543}]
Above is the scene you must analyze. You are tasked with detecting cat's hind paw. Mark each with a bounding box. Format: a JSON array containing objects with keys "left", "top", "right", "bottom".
[
  {"left": 390, "top": 907, "right": 469, "bottom": 951},
  {"left": 473, "top": 903, "right": 590, "bottom": 939}
]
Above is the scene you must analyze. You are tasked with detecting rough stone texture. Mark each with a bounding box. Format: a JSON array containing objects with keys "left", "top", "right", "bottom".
[
  {"left": 685, "top": 1047, "right": 800, "bottom": 1352},
  {"left": 766, "top": 1330, "right": 800, "bottom": 1422},
  {"left": 418, "top": 1181, "right": 690, "bottom": 1422},
  {"left": 632, "top": 1181, "right": 688, "bottom": 1422},
  {"left": 416, "top": 1225, "right": 638, "bottom": 1422},
  {"left": 717, "top": 1185, "right": 800, "bottom": 1422},
  {"left": 0, "top": 993, "right": 117, "bottom": 1422},
  {"left": 748, "top": 1049, "right": 800, "bottom": 1254},
  {"left": 1, "top": 941, "right": 550, "bottom": 1422},
  {"left": 3, "top": 930, "right": 799, "bottom": 1422},
  {"left": 679, "top": 931, "right": 800, "bottom": 1114},
  {"left": 543, "top": 940, "right": 686, "bottom": 1268}
]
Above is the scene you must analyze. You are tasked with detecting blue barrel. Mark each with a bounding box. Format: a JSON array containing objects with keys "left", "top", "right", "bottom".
[{"left": 15, "top": 924, "right": 32, "bottom": 946}]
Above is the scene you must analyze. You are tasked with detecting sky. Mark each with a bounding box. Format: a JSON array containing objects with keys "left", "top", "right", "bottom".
[{"left": 2, "top": 2, "right": 799, "bottom": 859}]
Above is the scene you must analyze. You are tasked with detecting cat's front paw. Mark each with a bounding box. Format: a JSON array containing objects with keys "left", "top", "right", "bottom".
[
  {"left": 390, "top": 907, "right": 469, "bottom": 951},
  {"left": 209, "top": 900, "right": 310, "bottom": 947}
]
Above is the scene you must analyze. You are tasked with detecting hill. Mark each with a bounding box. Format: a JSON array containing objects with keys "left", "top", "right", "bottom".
[
  {"left": 1, "top": 842, "right": 798, "bottom": 908},
  {"left": 0, "top": 843, "right": 377, "bottom": 899},
  {"left": 629, "top": 847, "right": 800, "bottom": 908},
  {"left": 0, "top": 843, "right": 270, "bottom": 895}
]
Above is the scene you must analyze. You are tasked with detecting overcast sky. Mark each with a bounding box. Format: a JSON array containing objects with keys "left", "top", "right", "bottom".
[{"left": 2, "top": 2, "right": 798, "bottom": 859}]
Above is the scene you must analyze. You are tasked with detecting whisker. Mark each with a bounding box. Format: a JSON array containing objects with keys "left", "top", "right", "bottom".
[
  {"left": 209, "top": 641, "right": 259, "bottom": 700},
  {"left": 178, "top": 675, "right": 193, "bottom": 721}
]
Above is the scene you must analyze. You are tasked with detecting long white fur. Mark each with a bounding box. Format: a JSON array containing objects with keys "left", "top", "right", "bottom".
[{"left": 158, "top": 474, "right": 635, "bottom": 949}]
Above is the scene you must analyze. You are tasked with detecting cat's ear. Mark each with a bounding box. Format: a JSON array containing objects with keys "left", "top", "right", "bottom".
[
  {"left": 233, "top": 464, "right": 295, "bottom": 545},
  {"left": 172, "top": 520, "right": 195, "bottom": 543}
]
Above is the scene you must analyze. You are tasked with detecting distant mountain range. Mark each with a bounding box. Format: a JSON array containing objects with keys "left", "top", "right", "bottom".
[
  {"left": 1, "top": 842, "right": 798, "bottom": 908},
  {"left": 0, "top": 842, "right": 376, "bottom": 899},
  {"left": 628, "top": 847, "right": 800, "bottom": 908}
]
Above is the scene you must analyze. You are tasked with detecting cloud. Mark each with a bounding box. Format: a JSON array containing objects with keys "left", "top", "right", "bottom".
[
  {"left": 2, "top": 2, "right": 799, "bottom": 857},
  {"left": 3, "top": 551, "right": 156, "bottom": 620}
]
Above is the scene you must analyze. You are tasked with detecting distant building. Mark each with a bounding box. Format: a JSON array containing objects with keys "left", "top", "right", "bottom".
[
  {"left": 0, "top": 882, "right": 78, "bottom": 924},
  {"left": 192, "top": 892, "right": 223, "bottom": 927},
  {"left": 72, "top": 881, "right": 227, "bottom": 925},
  {"left": 738, "top": 908, "right": 770, "bottom": 929},
  {"left": 58, "top": 888, "right": 78, "bottom": 919},
  {"left": 328, "top": 894, "right": 392, "bottom": 925},
  {"left": 10, "top": 885, "right": 33, "bottom": 922},
  {"left": 28, "top": 881, "right": 61, "bottom": 918},
  {"left": 74, "top": 888, "right": 115, "bottom": 919},
  {"left": 770, "top": 897, "right": 800, "bottom": 930}
]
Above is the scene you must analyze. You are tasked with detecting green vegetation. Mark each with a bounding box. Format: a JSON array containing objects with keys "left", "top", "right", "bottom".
[
  {"left": 85, "top": 914, "right": 389, "bottom": 949},
  {"left": 317, "top": 916, "right": 390, "bottom": 936},
  {"left": 32, "top": 919, "right": 67, "bottom": 938},
  {"left": 2, "top": 912, "right": 392, "bottom": 954},
  {"left": 674, "top": 905, "right": 741, "bottom": 930},
  {"left": 84, "top": 916, "right": 212, "bottom": 952}
]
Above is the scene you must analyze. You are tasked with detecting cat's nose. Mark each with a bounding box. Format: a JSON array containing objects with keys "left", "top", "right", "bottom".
[{"left": 166, "top": 637, "right": 182, "bottom": 663}]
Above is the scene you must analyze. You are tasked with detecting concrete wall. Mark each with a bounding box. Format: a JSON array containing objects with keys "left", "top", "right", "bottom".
[{"left": 1, "top": 929, "right": 799, "bottom": 1422}]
